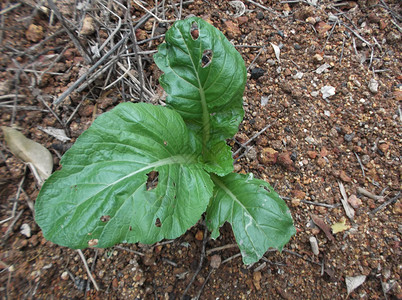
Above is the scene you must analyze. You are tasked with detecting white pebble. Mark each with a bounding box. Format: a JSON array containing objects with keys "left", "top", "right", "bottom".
[
  {"left": 61, "top": 271, "right": 69, "bottom": 280},
  {"left": 309, "top": 236, "right": 319, "bottom": 255},
  {"left": 368, "top": 78, "right": 379, "bottom": 93},
  {"left": 20, "top": 223, "right": 31, "bottom": 238},
  {"left": 321, "top": 86, "right": 336, "bottom": 99}
]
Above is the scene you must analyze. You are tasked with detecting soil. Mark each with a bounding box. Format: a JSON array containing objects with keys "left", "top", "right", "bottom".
[{"left": 1, "top": 0, "right": 401, "bottom": 299}]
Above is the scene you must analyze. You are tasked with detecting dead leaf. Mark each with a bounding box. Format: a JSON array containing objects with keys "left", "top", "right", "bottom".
[
  {"left": 310, "top": 214, "right": 335, "bottom": 242},
  {"left": 2, "top": 126, "right": 53, "bottom": 184},
  {"left": 346, "top": 275, "right": 366, "bottom": 295},
  {"left": 38, "top": 126, "right": 71, "bottom": 142},
  {"left": 331, "top": 217, "right": 350, "bottom": 234},
  {"left": 270, "top": 42, "right": 281, "bottom": 63},
  {"left": 337, "top": 181, "right": 355, "bottom": 220}
]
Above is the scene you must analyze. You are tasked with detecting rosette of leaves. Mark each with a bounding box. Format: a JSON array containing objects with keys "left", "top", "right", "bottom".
[{"left": 35, "top": 17, "right": 295, "bottom": 264}]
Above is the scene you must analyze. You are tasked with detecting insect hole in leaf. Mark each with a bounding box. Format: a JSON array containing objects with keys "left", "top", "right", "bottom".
[
  {"left": 100, "top": 215, "right": 111, "bottom": 222},
  {"left": 262, "top": 185, "right": 273, "bottom": 194},
  {"left": 201, "top": 49, "right": 213, "bottom": 68},
  {"left": 146, "top": 170, "right": 159, "bottom": 190},
  {"left": 190, "top": 21, "right": 199, "bottom": 40}
]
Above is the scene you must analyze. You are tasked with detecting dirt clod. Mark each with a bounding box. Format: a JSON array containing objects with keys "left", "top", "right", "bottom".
[{"left": 25, "top": 24, "right": 44, "bottom": 42}]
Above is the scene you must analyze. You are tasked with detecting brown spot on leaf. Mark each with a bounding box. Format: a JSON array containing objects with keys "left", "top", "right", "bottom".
[{"left": 100, "top": 215, "right": 111, "bottom": 222}]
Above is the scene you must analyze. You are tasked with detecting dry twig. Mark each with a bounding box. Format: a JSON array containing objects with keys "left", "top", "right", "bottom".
[
  {"left": 181, "top": 225, "right": 208, "bottom": 300},
  {"left": 222, "top": 253, "right": 242, "bottom": 264},
  {"left": 233, "top": 120, "right": 275, "bottom": 158},
  {"left": 357, "top": 187, "right": 383, "bottom": 201},
  {"left": 47, "top": 0, "right": 92, "bottom": 63},
  {"left": 53, "top": 35, "right": 128, "bottom": 106},
  {"left": 300, "top": 200, "right": 341, "bottom": 209},
  {"left": 370, "top": 192, "right": 400, "bottom": 215},
  {"left": 2, "top": 210, "right": 24, "bottom": 243},
  {"left": 337, "top": 181, "right": 355, "bottom": 220},
  {"left": 206, "top": 243, "right": 237, "bottom": 255},
  {"left": 354, "top": 152, "right": 365, "bottom": 178},
  {"left": 77, "top": 249, "right": 100, "bottom": 291},
  {"left": 114, "top": 245, "right": 145, "bottom": 256}
]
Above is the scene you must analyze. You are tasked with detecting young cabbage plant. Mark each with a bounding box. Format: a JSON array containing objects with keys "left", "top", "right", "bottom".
[{"left": 35, "top": 17, "right": 295, "bottom": 265}]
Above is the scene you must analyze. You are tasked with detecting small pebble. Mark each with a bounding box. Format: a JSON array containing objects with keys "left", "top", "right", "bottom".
[
  {"left": 348, "top": 195, "right": 362, "bottom": 209},
  {"left": 261, "top": 95, "right": 270, "bottom": 106},
  {"left": 75, "top": 277, "right": 87, "bottom": 291},
  {"left": 250, "top": 68, "right": 265, "bottom": 80},
  {"left": 294, "top": 43, "right": 301, "bottom": 50},
  {"left": 361, "top": 155, "right": 370, "bottom": 165},
  {"left": 309, "top": 236, "right": 319, "bottom": 255},
  {"left": 277, "top": 151, "right": 296, "bottom": 171},
  {"left": 344, "top": 133, "right": 355, "bottom": 142},
  {"left": 260, "top": 147, "right": 278, "bottom": 164},
  {"left": 210, "top": 255, "right": 221, "bottom": 269},
  {"left": 307, "top": 151, "right": 317, "bottom": 159},
  {"left": 246, "top": 147, "right": 257, "bottom": 161},
  {"left": 321, "top": 86, "right": 336, "bottom": 99},
  {"left": 267, "top": 59, "right": 276, "bottom": 66},
  {"left": 313, "top": 53, "right": 323, "bottom": 62},
  {"left": 315, "top": 63, "right": 331, "bottom": 74},
  {"left": 20, "top": 223, "right": 31, "bottom": 238},
  {"left": 80, "top": 16, "right": 95, "bottom": 36},
  {"left": 320, "top": 147, "right": 329, "bottom": 157},
  {"left": 368, "top": 78, "right": 379, "bottom": 93},
  {"left": 293, "top": 72, "right": 304, "bottom": 79},
  {"left": 112, "top": 277, "right": 119, "bottom": 290},
  {"left": 61, "top": 271, "right": 69, "bottom": 281},
  {"left": 253, "top": 271, "right": 262, "bottom": 290},
  {"left": 26, "top": 24, "right": 44, "bottom": 42},
  {"left": 305, "top": 136, "right": 316, "bottom": 144},
  {"left": 306, "top": 16, "right": 316, "bottom": 24},
  {"left": 317, "top": 157, "right": 326, "bottom": 167},
  {"left": 195, "top": 230, "right": 204, "bottom": 241}
]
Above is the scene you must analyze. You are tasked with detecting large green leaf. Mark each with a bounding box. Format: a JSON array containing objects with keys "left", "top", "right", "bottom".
[
  {"left": 154, "top": 17, "right": 246, "bottom": 174},
  {"left": 206, "top": 173, "right": 296, "bottom": 265},
  {"left": 35, "top": 103, "right": 213, "bottom": 249}
]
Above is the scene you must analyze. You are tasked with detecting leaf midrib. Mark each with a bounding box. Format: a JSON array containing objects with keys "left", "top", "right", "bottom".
[
  {"left": 178, "top": 22, "right": 210, "bottom": 154},
  {"left": 48, "top": 154, "right": 199, "bottom": 239}
]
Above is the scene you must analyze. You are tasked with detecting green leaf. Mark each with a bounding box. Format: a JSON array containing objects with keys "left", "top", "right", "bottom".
[
  {"left": 206, "top": 173, "right": 296, "bottom": 265},
  {"left": 35, "top": 103, "right": 213, "bottom": 249},
  {"left": 154, "top": 17, "right": 246, "bottom": 172},
  {"left": 202, "top": 141, "right": 234, "bottom": 176}
]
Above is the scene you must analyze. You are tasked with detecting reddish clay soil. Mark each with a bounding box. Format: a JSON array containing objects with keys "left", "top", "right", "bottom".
[{"left": 1, "top": 1, "right": 401, "bottom": 299}]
